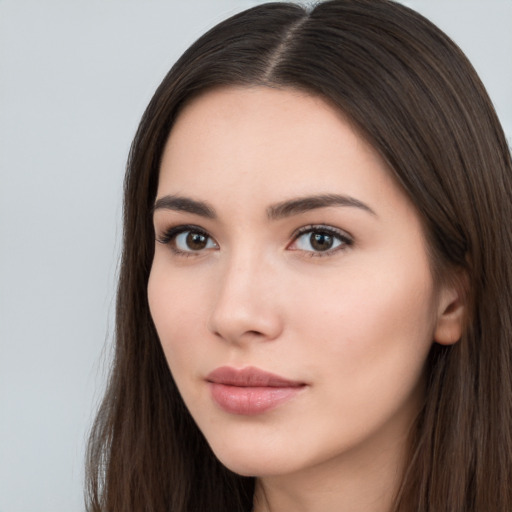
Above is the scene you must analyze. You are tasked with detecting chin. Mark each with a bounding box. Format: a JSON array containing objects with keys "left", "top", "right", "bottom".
[
  {"left": 206, "top": 437, "right": 308, "bottom": 478},
  {"left": 216, "top": 456, "right": 289, "bottom": 478}
]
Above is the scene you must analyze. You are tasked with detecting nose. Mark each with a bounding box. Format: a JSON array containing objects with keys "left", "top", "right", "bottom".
[{"left": 207, "top": 250, "right": 284, "bottom": 345}]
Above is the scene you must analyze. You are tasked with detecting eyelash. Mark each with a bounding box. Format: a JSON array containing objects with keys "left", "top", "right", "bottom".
[
  {"left": 155, "top": 224, "right": 353, "bottom": 257},
  {"left": 156, "top": 224, "right": 216, "bottom": 257}
]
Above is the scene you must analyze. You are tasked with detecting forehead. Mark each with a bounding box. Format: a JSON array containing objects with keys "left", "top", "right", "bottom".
[{"left": 157, "top": 86, "right": 408, "bottom": 216}]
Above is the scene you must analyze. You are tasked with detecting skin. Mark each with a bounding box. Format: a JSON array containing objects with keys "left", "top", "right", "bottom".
[{"left": 148, "top": 86, "right": 463, "bottom": 512}]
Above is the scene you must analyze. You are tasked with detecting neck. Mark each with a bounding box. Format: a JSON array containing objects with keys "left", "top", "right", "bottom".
[{"left": 252, "top": 425, "right": 410, "bottom": 512}]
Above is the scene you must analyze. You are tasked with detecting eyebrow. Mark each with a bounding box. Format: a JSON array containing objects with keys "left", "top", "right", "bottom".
[
  {"left": 267, "top": 194, "right": 376, "bottom": 220},
  {"left": 152, "top": 193, "right": 376, "bottom": 219},
  {"left": 153, "top": 195, "right": 216, "bottom": 218}
]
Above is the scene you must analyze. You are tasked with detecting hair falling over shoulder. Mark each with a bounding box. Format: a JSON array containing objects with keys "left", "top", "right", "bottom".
[{"left": 85, "top": 1, "right": 512, "bottom": 510}]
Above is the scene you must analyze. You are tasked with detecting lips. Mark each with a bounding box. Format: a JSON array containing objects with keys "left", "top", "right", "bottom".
[{"left": 206, "top": 366, "right": 306, "bottom": 415}]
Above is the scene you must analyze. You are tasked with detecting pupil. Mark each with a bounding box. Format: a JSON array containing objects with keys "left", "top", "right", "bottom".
[
  {"left": 186, "top": 232, "right": 207, "bottom": 250},
  {"left": 311, "top": 232, "right": 333, "bottom": 251}
]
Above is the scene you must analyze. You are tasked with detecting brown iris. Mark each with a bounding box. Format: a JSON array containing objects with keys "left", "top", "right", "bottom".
[
  {"left": 310, "top": 232, "right": 334, "bottom": 251},
  {"left": 186, "top": 232, "right": 209, "bottom": 250}
]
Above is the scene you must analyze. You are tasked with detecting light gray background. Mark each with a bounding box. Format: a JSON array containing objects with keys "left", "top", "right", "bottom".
[{"left": 1, "top": 1, "right": 510, "bottom": 511}]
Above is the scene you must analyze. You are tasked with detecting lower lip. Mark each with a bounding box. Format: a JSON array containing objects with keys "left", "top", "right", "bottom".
[{"left": 208, "top": 383, "right": 304, "bottom": 415}]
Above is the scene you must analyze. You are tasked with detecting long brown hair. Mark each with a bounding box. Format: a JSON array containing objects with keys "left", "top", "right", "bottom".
[{"left": 86, "top": 1, "right": 512, "bottom": 510}]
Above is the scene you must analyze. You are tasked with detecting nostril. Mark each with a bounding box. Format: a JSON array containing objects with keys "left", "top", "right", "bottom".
[{"left": 212, "top": 327, "right": 269, "bottom": 342}]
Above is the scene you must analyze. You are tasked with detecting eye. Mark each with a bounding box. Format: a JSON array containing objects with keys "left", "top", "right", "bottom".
[
  {"left": 156, "top": 225, "right": 218, "bottom": 255},
  {"left": 175, "top": 230, "right": 216, "bottom": 251},
  {"left": 289, "top": 225, "right": 353, "bottom": 255}
]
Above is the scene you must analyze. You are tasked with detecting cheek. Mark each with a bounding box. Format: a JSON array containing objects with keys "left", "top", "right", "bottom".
[
  {"left": 276, "top": 275, "right": 435, "bottom": 462},
  {"left": 291, "top": 258, "right": 437, "bottom": 404},
  {"left": 147, "top": 263, "right": 208, "bottom": 367},
  {"left": 295, "top": 260, "right": 434, "bottom": 340}
]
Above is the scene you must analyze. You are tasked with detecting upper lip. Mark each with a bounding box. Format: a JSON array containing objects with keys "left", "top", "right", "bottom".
[{"left": 206, "top": 366, "right": 305, "bottom": 388}]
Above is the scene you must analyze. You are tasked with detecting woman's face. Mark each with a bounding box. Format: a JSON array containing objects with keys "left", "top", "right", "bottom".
[{"left": 148, "top": 86, "right": 458, "bottom": 479}]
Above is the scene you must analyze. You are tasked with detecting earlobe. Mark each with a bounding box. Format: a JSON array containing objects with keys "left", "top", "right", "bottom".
[{"left": 433, "top": 285, "right": 466, "bottom": 345}]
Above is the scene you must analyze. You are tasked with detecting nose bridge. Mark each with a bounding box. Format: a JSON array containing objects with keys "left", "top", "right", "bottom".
[{"left": 208, "top": 244, "right": 282, "bottom": 343}]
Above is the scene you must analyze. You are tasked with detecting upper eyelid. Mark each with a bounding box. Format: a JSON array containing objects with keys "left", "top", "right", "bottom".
[
  {"left": 291, "top": 224, "right": 353, "bottom": 240},
  {"left": 156, "top": 224, "right": 214, "bottom": 244},
  {"left": 155, "top": 223, "right": 351, "bottom": 235},
  {"left": 156, "top": 223, "right": 210, "bottom": 234}
]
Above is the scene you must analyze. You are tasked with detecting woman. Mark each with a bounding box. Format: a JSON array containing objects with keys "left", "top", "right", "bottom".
[{"left": 86, "top": 1, "right": 512, "bottom": 511}]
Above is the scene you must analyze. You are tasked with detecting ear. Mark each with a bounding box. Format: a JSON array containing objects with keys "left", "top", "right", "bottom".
[{"left": 433, "top": 281, "right": 466, "bottom": 346}]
